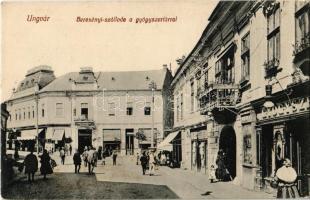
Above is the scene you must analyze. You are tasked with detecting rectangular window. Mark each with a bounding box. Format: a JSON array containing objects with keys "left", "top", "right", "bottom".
[
  {"left": 73, "top": 108, "right": 76, "bottom": 117},
  {"left": 19, "top": 109, "right": 21, "bottom": 120},
  {"left": 295, "top": 6, "right": 310, "bottom": 49},
  {"left": 267, "top": 8, "right": 280, "bottom": 62},
  {"left": 176, "top": 96, "right": 180, "bottom": 122},
  {"left": 144, "top": 102, "right": 151, "bottom": 116},
  {"left": 41, "top": 104, "right": 45, "bottom": 118},
  {"left": 241, "top": 32, "right": 250, "bottom": 80},
  {"left": 81, "top": 103, "right": 88, "bottom": 119},
  {"left": 215, "top": 47, "right": 235, "bottom": 84},
  {"left": 108, "top": 102, "right": 115, "bottom": 116},
  {"left": 190, "top": 81, "right": 194, "bottom": 112},
  {"left": 126, "top": 102, "right": 133, "bottom": 115},
  {"left": 15, "top": 110, "right": 17, "bottom": 120},
  {"left": 56, "top": 103, "right": 64, "bottom": 117},
  {"left": 32, "top": 106, "right": 34, "bottom": 118},
  {"left": 23, "top": 108, "right": 25, "bottom": 120},
  {"left": 28, "top": 107, "right": 30, "bottom": 119},
  {"left": 204, "top": 70, "right": 209, "bottom": 89},
  {"left": 180, "top": 93, "right": 184, "bottom": 120}
]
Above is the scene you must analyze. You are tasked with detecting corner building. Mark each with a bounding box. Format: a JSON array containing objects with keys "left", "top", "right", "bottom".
[
  {"left": 171, "top": 0, "right": 309, "bottom": 196},
  {"left": 6, "top": 66, "right": 173, "bottom": 156}
]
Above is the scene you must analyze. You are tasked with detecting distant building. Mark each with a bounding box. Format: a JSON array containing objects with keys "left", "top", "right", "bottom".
[{"left": 6, "top": 65, "right": 173, "bottom": 155}]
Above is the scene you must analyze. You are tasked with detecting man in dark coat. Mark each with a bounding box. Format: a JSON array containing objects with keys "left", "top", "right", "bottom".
[
  {"left": 24, "top": 149, "right": 38, "bottom": 182},
  {"left": 140, "top": 152, "right": 148, "bottom": 175},
  {"left": 73, "top": 149, "right": 82, "bottom": 173}
]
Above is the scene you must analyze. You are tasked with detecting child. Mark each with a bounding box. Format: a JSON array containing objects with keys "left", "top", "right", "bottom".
[{"left": 209, "top": 165, "right": 216, "bottom": 183}]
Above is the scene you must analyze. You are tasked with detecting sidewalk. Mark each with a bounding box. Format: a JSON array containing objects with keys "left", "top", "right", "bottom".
[{"left": 95, "top": 155, "right": 274, "bottom": 199}]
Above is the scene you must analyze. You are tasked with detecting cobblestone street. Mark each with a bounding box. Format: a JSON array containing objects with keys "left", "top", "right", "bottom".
[{"left": 3, "top": 151, "right": 274, "bottom": 199}]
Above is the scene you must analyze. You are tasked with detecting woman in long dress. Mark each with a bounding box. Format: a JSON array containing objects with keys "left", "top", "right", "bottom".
[
  {"left": 274, "top": 158, "right": 300, "bottom": 198},
  {"left": 39, "top": 149, "right": 53, "bottom": 180}
]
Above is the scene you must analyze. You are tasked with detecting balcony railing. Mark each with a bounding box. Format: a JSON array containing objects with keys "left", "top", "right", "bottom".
[
  {"left": 293, "top": 33, "right": 310, "bottom": 56},
  {"left": 199, "top": 82, "right": 240, "bottom": 114},
  {"left": 74, "top": 115, "right": 93, "bottom": 122},
  {"left": 264, "top": 58, "right": 280, "bottom": 78}
]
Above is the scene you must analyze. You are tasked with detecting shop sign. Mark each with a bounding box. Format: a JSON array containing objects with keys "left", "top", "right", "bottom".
[{"left": 257, "top": 97, "right": 309, "bottom": 121}]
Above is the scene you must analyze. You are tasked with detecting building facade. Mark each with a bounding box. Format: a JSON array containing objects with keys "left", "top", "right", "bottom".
[
  {"left": 171, "top": 0, "right": 309, "bottom": 196},
  {"left": 6, "top": 65, "right": 173, "bottom": 156}
]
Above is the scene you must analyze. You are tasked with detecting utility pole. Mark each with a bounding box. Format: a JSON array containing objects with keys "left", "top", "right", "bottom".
[
  {"left": 149, "top": 81, "right": 157, "bottom": 148},
  {"left": 35, "top": 83, "right": 39, "bottom": 155}
]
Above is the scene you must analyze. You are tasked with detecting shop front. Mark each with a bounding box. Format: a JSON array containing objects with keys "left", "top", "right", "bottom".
[
  {"left": 190, "top": 127, "right": 208, "bottom": 174},
  {"left": 255, "top": 96, "right": 310, "bottom": 196}
]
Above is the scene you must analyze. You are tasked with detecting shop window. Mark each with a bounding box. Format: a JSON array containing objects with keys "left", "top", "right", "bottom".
[{"left": 243, "top": 135, "right": 252, "bottom": 164}]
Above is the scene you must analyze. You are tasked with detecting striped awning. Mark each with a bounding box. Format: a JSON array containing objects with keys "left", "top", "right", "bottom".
[
  {"left": 17, "top": 129, "right": 43, "bottom": 140},
  {"left": 157, "top": 131, "right": 179, "bottom": 151},
  {"left": 52, "top": 129, "right": 65, "bottom": 141}
]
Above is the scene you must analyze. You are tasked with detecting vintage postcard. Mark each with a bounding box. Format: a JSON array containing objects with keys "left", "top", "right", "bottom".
[{"left": 1, "top": 0, "right": 309, "bottom": 199}]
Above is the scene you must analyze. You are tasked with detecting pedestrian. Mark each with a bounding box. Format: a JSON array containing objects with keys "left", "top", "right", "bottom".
[
  {"left": 112, "top": 150, "right": 117, "bottom": 166},
  {"left": 272, "top": 158, "right": 300, "bottom": 198},
  {"left": 215, "top": 149, "right": 228, "bottom": 181},
  {"left": 69, "top": 144, "right": 72, "bottom": 156},
  {"left": 136, "top": 152, "right": 140, "bottom": 165},
  {"left": 82, "top": 147, "right": 88, "bottom": 167},
  {"left": 60, "top": 147, "right": 65, "bottom": 165},
  {"left": 65, "top": 144, "right": 69, "bottom": 156},
  {"left": 148, "top": 151, "right": 155, "bottom": 176},
  {"left": 24, "top": 149, "right": 38, "bottom": 183},
  {"left": 87, "top": 147, "right": 95, "bottom": 174},
  {"left": 73, "top": 149, "right": 82, "bottom": 174},
  {"left": 209, "top": 165, "right": 216, "bottom": 183},
  {"left": 39, "top": 149, "right": 53, "bottom": 180},
  {"left": 140, "top": 151, "right": 148, "bottom": 175}
]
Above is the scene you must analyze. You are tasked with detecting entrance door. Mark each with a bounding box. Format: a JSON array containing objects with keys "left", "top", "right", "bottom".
[
  {"left": 219, "top": 126, "right": 236, "bottom": 179},
  {"left": 78, "top": 129, "right": 92, "bottom": 153},
  {"left": 126, "top": 129, "right": 134, "bottom": 155}
]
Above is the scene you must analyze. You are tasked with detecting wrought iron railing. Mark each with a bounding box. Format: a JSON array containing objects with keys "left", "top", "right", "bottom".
[
  {"left": 293, "top": 33, "right": 310, "bottom": 56},
  {"left": 199, "top": 83, "right": 240, "bottom": 113}
]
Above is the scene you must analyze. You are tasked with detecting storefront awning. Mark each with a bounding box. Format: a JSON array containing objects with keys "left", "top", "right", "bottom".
[
  {"left": 52, "top": 129, "right": 65, "bottom": 141},
  {"left": 65, "top": 128, "right": 72, "bottom": 138},
  {"left": 46, "top": 128, "right": 54, "bottom": 139},
  {"left": 103, "top": 129, "right": 121, "bottom": 142},
  {"left": 157, "top": 131, "right": 179, "bottom": 151},
  {"left": 17, "top": 129, "right": 43, "bottom": 140}
]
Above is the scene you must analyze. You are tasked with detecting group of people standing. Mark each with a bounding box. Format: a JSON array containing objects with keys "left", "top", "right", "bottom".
[
  {"left": 139, "top": 150, "right": 156, "bottom": 176},
  {"left": 24, "top": 148, "right": 54, "bottom": 182}
]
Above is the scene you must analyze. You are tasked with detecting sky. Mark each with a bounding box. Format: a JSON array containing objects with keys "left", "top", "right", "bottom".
[{"left": 1, "top": 0, "right": 218, "bottom": 101}]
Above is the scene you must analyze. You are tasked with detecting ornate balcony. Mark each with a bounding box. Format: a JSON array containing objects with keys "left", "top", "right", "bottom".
[
  {"left": 199, "top": 82, "right": 240, "bottom": 115},
  {"left": 264, "top": 58, "right": 281, "bottom": 78},
  {"left": 74, "top": 115, "right": 95, "bottom": 128}
]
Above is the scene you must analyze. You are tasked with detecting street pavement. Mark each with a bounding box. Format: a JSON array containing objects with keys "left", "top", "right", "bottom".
[{"left": 3, "top": 150, "right": 275, "bottom": 199}]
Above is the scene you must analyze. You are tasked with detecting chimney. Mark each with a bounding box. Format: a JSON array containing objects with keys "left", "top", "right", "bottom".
[{"left": 163, "top": 64, "right": 168, "bottom": 70}]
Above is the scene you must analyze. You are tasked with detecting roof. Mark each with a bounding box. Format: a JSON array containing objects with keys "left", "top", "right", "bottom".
[{"left": 40, "top": 69, "right": 168, "bottom": 92}]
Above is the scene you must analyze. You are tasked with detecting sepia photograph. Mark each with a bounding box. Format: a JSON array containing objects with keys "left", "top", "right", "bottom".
[{"left": 1, "top": 0, "right": 309, "bottom": 199}]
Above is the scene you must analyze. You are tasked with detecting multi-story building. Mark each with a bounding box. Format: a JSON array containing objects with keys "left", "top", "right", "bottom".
[
  {"left": 6, "top": 65, "right": 173, "bottom": 155},
  {"left": 171, "top": 0, "right": 309, "bottom": 196}
]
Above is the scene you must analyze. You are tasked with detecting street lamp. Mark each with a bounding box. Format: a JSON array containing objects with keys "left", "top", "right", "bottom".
[
  {"left": 148, "top": 81, "right": 157, "bottom": 148},
  {"left": 263, "top": 77, "right": 293, "bottom": 109}
]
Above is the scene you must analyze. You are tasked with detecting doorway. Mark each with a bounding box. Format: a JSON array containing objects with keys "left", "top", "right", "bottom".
[
  {"left": 219, "top": 125, "right": 236, "bottom": 179},
  {"left": 126, "top": 129, "right": 134, "bottom": 155},
  {"left": 78, "top": 129, "right": 92, "bottom": 153}
]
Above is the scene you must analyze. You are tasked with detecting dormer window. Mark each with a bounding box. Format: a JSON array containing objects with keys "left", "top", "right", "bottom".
[
  {"left": 111, "top": 77, "right": 115, "bottom": 81},
  {"left": 83, "top": 76, "right": 88, "bottom": 81},
  {"left": 146, "top": 76, "right": 150, "bottom": 81}
]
